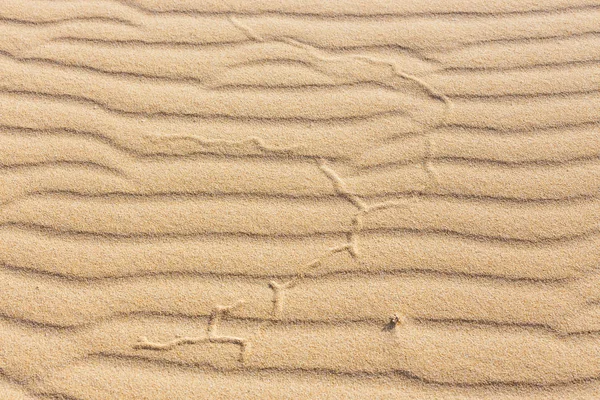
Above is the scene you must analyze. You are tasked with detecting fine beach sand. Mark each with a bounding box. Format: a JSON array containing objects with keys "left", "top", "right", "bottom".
[{"left": 1, "top": 0, "right": 600, "bottom": 398}]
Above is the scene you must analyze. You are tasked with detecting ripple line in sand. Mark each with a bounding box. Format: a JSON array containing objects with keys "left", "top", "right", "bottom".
[{"left": 57, "top": 0, "right": 600, "bottom": 18}]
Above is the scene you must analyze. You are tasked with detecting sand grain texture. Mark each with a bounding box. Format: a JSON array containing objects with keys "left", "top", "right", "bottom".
[{"left": 1, "top": 0, "right": 599, "bottom": 399}]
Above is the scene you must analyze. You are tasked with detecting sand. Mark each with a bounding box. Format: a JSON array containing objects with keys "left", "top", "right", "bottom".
[{"left": 1, "top": 0, "right": 599, "bottom": 398}]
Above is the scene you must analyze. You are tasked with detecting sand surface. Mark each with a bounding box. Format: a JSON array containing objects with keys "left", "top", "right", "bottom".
[{"left": 1, "top": 0, "right": 600, "bottom": 398}]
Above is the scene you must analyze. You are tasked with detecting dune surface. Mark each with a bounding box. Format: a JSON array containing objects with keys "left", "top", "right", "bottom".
[{"left": 1, "top": 0, "right": 599, "bottom": 398}]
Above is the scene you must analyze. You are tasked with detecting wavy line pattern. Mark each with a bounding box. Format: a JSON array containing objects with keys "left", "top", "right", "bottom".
[
  {"left": 2, "top": 5, "right": 599, "bottom": 56},
  {"left": 6, "top": 315, "right": 600, "bottom": 386},
  {"left": 1, "top": 134, "right": 599, "bottom": 203},
  {"left": 34, "top": 0, "right": 600, "bottom": 17},
  {"left": 1, "top": 194, "right": 598, "bottom": 242},
  {"left": 2, "top": 226, "right": 599, "bottom": 280},
  {"left": 2, "top": 0, "right": 600, "bottom": 397},
  {"left": 27, "top": 357, "right": 600, "bottom": 400},
  {"left": 4, "top": 266, "right": 600, "bottom": 331}
]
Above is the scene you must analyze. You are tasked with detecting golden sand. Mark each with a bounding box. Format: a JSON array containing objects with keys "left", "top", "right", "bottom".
[{"left": 1, "top": 0, "right": 599, "bottom": 398}]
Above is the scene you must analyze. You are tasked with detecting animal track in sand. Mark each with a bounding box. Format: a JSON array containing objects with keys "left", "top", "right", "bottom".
[
  {"left": 132, "top": 16, "right": 448, "bottom": 359},
  {"left": 268, "top": 158, "right": 438, "bottom": 317},
  {"left": 134, "top": 300, "right": 249, "bottom": 364},
  {"left": 227, "top": 16, "right": 447, "bottom": 319}
]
